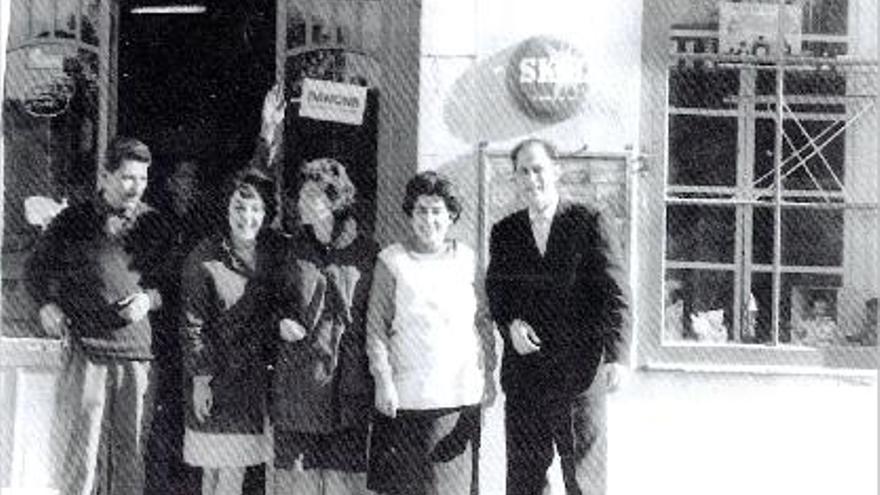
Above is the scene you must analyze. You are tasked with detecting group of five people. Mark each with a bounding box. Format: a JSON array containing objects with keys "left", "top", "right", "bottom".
[{"left": 26, "top": 88, "right": 629, "bottom": 495}]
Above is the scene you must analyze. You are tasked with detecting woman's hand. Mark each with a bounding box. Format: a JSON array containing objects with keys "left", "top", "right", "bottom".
[
  {"left": 375, "top": 381, "right": 399, "bottom": 418},
  {"left": 279, "top": 318, "right": 307, "bottom": 342},
  {"left": 192, "top": 376, "right": 213, "bottom": 423},
  {"left": 509, "top": 319, "right": 541, "bottom": 355}
]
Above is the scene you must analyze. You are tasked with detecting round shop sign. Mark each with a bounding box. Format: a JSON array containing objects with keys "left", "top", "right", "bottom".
[
  {"left": 508, "top": 36, "right": 590, "bottom": 122},
  {"left": 23, "top": 76, "right": 75, "bottom": 118}
]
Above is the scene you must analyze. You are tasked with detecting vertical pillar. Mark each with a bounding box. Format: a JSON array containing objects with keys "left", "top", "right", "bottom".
[{"left": 375, "top": 0, "right": 422, "bottom": 245}]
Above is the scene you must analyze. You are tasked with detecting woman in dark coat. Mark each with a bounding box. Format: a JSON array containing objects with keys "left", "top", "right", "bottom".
[
  {"left": 181, "top": 168, "right": 282, "bottom": 495},
  {"left": 272, "top": 157, "right": 379, "bottom": 494}
]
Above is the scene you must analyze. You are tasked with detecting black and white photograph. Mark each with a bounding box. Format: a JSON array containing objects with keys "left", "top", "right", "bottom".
[{"left": 1, "top": 1, "right": 877, "bottom": 494}]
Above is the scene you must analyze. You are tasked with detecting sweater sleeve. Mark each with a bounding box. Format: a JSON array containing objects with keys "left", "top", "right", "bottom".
[
  {"left": 365, "top": 257, "right": 396, "bottom": 389},
  {"left": 24, "top": 209, "right": 73, "bottom": 309},
  {"left": 485, "top": 221, "right": 515, "bottom": 346},
  {"left": 135, "top": 210, "right": 176, "bottom": 312},
  {"left": 180, "top": 250, "right": 215, "bottom": 379}
]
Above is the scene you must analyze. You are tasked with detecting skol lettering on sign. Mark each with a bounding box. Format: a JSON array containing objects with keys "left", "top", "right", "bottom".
[{"left": 508, "top": 36, "right": 590, "bottom": 122}]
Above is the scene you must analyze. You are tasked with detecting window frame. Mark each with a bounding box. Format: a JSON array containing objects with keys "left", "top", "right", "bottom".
[{"left": 638, "top": 0, "right": 879, "bottom": 372}]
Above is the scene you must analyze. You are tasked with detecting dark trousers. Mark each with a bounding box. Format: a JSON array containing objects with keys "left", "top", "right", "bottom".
[{"left": 505, "top": 376, "right": 607, "bottom": 495}]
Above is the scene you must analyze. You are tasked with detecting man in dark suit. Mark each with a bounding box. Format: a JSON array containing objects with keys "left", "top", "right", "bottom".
[{"left": 486, "top": 138, "right": 630, "bottom": 495}]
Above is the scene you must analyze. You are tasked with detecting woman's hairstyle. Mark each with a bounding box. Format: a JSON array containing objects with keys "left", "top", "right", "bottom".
[
  {"left": 298, "top": 158, "right": 356, "bottom": 213},
  {"left": 401, "top": 171, "right": 462, "bottom": 222},
  {"left": 223, "top": 167, "right": 277, "bottom": 228}
]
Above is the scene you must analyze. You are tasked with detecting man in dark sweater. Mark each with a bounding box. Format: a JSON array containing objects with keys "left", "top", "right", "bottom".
[
  {"left": 26, "top": 137, "right": 173, "bottom": 495},
  {"left": 486, "top": 138, "right": 630, "bottom": 495}
]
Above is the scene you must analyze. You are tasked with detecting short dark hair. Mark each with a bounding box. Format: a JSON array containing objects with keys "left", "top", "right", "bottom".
[
  {"left": 106, "top": 136, "right": 151, "bottom": 172},
  {"left": 510, "top": 138, "right": 558, "bottom": 169},
  {"left": 402, "top": 171, "right": 462, "bottom": 222},
  {"left": 224, "top": 167, "right": 277, "bottom": 230}
]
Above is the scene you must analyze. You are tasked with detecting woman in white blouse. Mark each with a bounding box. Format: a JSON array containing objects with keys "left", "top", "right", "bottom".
[{"left": 365, "top": 171, "right": 496, "bottom": 495}]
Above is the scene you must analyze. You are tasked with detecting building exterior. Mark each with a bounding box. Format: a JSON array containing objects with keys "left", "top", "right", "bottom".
[{"left": 2, "top": 1, "right": 877, "bottom": 494}]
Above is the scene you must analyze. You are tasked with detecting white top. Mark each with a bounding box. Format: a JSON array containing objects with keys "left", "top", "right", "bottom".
[{"left": 371, "top": 241, "right": 484, "bottom": 410}]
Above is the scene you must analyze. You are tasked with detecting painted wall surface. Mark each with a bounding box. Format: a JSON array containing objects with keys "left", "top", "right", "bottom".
[{"left": 374, "top": 0, "right": 644, "bottom": 248}]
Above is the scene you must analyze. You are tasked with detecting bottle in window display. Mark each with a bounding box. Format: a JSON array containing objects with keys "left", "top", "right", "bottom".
[{"left": 753, "top": 35, "right": 770, "bottom": 57}]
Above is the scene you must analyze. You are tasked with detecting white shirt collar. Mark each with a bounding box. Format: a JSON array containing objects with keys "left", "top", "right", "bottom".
[{"left": 528, "top": 193, "right": 559, "bottom": 223}]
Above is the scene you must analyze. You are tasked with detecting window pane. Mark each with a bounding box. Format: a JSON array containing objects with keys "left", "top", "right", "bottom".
[
  {"left": 81, "top": 0, "right": 100, "bottom": 46},
  {"left": 802, "top": 0, "right": 848, "bottom": 35},
  {"left": 837, "top": 209, "right": 880, "bottom": 347},
  {"left": 783, "top": 273, "right": 843, "bottom": 346},
  {"left": 31, "top": 0, "right": 54, "bottom": 38},
  {"left": 781, "top": 206, "right": 843, "bottom": 266},
  {"left": 752, "top": 204, "right": 845, "bottom": 267},
  {"left": 668, "top": 115, "right": 738, "bottom": 187},
  {"left": 752, "top": 205, "right": 774, "bottom": 265},
  {"left": 10, "top": 0, "right": 31, "bottom": 46},
  {"left": 756, "top": 70, "right": 847, "bottom": 113},
  {"left": 667, "top": 204, "right": 736, "bottom": 263},
  {"left": 287, "top": 6, "right": 307, "bottom": 49},
  {"left": 669, "top": 66, "right": 739, "bottom": 110},
  {"left": 55, "top": 0, "right": 77, "bottom": 39},
  {"left": 753, "top": 118, "right": 845, "bottom": 192},
  {"left": 748, "top": 271, "right": 774, "bottom": 343},
  {"left": 3, "top": 46, "right": 101, "bottom": 338},
  {"left": 664, "top": 268, "right": 735, "bottom": 343},
  {"left": 780, "top": 211, "right": 878, "bottom": 348}
]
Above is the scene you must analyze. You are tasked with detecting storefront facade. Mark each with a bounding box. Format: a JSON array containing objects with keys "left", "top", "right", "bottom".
[{"left": 2, "top": 1, "right": 877, "bottom": 493}]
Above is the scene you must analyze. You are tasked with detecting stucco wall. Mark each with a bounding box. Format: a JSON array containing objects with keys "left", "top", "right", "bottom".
[{"left": 375, "top": 0, "right": 643, "bottom": 248}]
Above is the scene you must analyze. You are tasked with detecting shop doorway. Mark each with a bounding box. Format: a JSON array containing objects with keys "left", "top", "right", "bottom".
[
  {"left": 116, "top": 0, "right": 276, "bottom": 206},
  {"left": 116, "top": 1, "right": 381, "bottom": 235}
]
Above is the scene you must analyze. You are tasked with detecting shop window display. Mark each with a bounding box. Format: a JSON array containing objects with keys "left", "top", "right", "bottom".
[
  {"left": 3, "top": 0, "right": 109, "bottom": 338},
  {"left": 663, "top": 0, "right": 878, "bottom": 357}
]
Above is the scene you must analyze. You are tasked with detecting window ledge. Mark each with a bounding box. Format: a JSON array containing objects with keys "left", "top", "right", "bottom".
[
  {"left": 0, "top": 337, "right": 63, "bottom": 369},
  {"left": 640, "top": 360, "right": 878, "bottom": 382}
]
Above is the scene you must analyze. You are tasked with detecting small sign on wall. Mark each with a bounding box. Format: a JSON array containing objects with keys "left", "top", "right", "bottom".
[
  {"left": 507, "top": 36, "right": 590, "bottom": 122},
  {"left": 719, "top": 2, "right": 802, "bottom": 56},
  {"left": 299, "top": 78, "right": 368, "bottom": 125}
]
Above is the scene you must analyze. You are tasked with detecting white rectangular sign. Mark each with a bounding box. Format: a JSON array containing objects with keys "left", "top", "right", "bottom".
[
  {"left": 299, "top": 78, "right": 368, "bottom": 126},
  {"left": 719, "top": 2, "right": 802, "bottom": 56}
]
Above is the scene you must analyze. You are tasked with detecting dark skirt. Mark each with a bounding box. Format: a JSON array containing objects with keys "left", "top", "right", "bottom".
[
  {"left": 274, "top": 426, "right": 369, "bottom": 472},
  {"left": 367, "top": 405, "right": 481, "bottom": 495}
]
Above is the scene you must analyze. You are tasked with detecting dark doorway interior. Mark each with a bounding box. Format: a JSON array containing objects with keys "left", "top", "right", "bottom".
[
  {"left": 117, "top": 0, "right": 275, "bottom": 207},
  {"left": 116, "top": 4, "right": 274, "bottom": 495}
]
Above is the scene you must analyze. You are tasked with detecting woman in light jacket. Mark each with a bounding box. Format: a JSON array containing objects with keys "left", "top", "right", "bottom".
[{"left": 365, "top": 171, "right": 497, "bottom": 495}]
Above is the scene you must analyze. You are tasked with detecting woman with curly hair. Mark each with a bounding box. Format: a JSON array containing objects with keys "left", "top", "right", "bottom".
[
  {"left": 365, "top": 171, "right": 497, "bottom": 495},
  {"left": 272, "top": 157, "right": 379, "bottom": 494}
]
